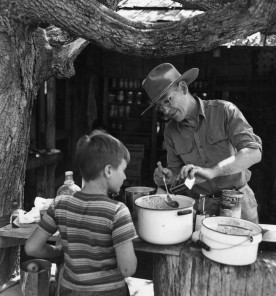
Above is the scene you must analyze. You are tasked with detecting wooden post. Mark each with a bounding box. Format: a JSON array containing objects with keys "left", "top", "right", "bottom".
[
  {"left": 150, "top": 109, "right": 158, "bottom": 174},
  {"left": 37, "top": 84, "right": 46, "bottom": 149},
  {"left": 34, "top": 77, "right": 57, "bottom": 199},
  {"left": 153, "top": 244, "right": 276, "bottom": 296},
  {"left": 46, "top": 77, "right": 56, "bottom": 151}
]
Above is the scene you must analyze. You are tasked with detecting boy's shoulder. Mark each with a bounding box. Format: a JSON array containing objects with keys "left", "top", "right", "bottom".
[{"left": 74, "top": 191, "right": 127, "bottom": 208}]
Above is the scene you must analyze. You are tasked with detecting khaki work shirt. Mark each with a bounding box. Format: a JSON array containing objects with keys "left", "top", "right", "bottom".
[{"left": 165, "top": 97, "right": 262, "bottom": 197}]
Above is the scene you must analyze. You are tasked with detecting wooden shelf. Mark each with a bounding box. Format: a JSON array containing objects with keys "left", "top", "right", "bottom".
[
  {"left": 103, "top": 76, "right": 159, "bottom": 179},
  {"left": 26, "top": 151, "right": 63, "bottom": 171},
  {"left": 112, "top": 131, "right": 153, "bottom": 137}
]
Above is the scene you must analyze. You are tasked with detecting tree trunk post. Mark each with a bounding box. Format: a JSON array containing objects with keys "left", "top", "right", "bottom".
[{"left": 153, "top": 244, "right": 276, "bottom": 296}]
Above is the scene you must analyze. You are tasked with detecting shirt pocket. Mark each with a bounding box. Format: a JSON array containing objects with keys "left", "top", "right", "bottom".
[
  {"left": 206, "top": 133, "right": 234, "bottom": 162},
  {"left": 207, "top": 133, "right": 230, "bottom": 151},
  {"left": 174, "top": 139, "right": 194, "bottom": 164}
]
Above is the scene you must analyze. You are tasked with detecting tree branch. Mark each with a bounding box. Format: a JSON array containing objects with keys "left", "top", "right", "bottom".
[
  {"left": 3, "top": 0, "right": 276, "bottom": 57},
  {"left": 52, "top": 38, "right": 89, "bottom": 79}
]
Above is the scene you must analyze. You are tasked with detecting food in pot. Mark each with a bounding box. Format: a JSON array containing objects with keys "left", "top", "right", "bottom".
[
  {"left": 216, "top": 224, "right": 253, "bottom": 236},
  {"left": 136, "top": 195, "right": 179, "bottom": 210}
]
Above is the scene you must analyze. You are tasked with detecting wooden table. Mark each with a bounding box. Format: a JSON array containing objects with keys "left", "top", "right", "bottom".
[{"left": 1, "top": 224, "right": 276, "bottom": 296}]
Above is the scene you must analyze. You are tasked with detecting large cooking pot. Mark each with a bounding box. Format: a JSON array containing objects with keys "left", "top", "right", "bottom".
[
  {"left": 200, "top": 216, "right": 262, "bottom": 266},
  {"left": 135, "top": 194, "right": 195, "bottom": 245}
]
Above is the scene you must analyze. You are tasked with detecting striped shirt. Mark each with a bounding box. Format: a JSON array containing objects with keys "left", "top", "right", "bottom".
[{"left": 38, "top": 191, "right": 137, "bottom": 292}]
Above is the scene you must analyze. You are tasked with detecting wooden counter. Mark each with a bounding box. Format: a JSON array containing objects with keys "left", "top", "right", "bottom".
[
  {"left": 1, "top": 224, "right": 276, "bottom": 296},
  {"left": 0, "top": 223, "right": 184, "bottom": 255},
  {"left": 0, "top": 224, "right": 57, "bottom": 248}
]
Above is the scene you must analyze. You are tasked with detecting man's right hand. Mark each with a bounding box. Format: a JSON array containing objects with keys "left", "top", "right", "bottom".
[{"left": 153, "top": 161, "right": 173, "bottom": 186}]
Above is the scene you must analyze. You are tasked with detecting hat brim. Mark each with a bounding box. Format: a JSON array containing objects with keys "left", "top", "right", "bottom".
[{"left": 141, "top": 68, "right": 199, "bottom": 116}]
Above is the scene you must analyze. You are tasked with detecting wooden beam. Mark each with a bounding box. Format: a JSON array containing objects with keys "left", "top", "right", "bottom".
[{"left": 46, "top": 77, "right": 56, "bottom": 151}]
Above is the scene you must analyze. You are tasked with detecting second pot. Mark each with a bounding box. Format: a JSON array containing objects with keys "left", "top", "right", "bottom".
[{"left": 135, "top": 194, "right": 195, "bottom": 245}]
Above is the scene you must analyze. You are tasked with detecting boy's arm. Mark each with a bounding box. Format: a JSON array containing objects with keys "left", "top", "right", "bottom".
[
  {"left": 25, "top": 227, "right": 62, "bottom": 258},
  {"left": 115, "top": 240, "right": 137, "bottom": 278}
]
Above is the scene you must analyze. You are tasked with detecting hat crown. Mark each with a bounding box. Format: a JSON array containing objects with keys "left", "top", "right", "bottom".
[{"left": 142, "top": 63, "right": 180, "bottom": 104}]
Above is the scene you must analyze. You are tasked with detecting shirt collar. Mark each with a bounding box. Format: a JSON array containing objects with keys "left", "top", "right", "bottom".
[
  {"left": 180, "top": 96, "right": 205, "bottom": 128},
  {"left": 195, "top": 96, "right": 206, "bottom": 119}
]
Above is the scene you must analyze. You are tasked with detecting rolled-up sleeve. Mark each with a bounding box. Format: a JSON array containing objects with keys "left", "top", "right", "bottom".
[{"left": 224, "top": 102, "right": 262, "bottom": 152}]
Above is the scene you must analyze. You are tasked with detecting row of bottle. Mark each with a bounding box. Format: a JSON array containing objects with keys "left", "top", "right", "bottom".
[
  {"left": 189, "top": 80, "right": 208, "bottom": 90},
  {"left": 109, "top": 77, "right": 208, "bottom": 91},
  {"left": 108, "top": 91, "right": 148, "bottom": 119},
  {"left": 109, "top": 77, "right": 142, "bottom": 90},
  {"left": 10, "top": 171, "right": 81, "bottom": 228},
  {"left": 109, "top": 90, "right": 146, "bottom": 105}
]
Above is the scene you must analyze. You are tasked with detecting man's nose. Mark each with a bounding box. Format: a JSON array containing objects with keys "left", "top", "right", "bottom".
[{"left": 162, "top": 105, "right": 171, "bottom": 114}]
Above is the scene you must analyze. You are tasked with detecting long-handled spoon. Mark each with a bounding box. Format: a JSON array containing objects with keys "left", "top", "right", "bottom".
[{"left": 162, "top": 176, "right": 179, "bottom": 208}]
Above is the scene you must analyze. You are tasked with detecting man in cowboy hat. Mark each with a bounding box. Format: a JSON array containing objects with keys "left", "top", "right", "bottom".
[{"left": 142, "top": 63, "right": 262, "bottom": 222}]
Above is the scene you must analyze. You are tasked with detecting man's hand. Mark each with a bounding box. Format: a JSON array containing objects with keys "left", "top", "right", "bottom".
[
  {"left": 153, "top": 161, "right": 173, "bottom": 186},
  {"left": 179, "top": 164, "right": 215, "bottom": 184}
]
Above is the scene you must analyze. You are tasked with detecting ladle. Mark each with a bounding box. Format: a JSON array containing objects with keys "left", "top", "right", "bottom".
[{"left": 162, "top": 176, "right": 179, "bottom": 208}]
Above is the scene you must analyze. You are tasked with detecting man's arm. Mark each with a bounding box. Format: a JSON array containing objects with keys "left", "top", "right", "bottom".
[{"left": 181, "top": 147, "right": 262, "bottom": 182}]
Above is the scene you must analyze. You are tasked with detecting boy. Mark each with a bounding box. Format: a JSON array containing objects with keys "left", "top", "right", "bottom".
[{"left": 25, "top": 132, "right": 138, "bottom": 295}]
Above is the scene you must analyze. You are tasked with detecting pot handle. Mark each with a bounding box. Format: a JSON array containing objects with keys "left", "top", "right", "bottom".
[
  {"left": 196, "top": 239, "right": 211, "bottom": 251},
  {"left": 177, "top": 209, "right": 193, "bottom": 216}
]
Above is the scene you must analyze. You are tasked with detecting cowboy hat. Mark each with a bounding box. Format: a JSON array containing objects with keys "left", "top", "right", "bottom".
[{"left": 141, "top": 63, "right": 199, "bottom": 115}]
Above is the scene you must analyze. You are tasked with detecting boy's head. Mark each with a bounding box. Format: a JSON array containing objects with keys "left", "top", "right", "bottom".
[{"left": 76, "top": 131, "right": 130, "bottom": 182}]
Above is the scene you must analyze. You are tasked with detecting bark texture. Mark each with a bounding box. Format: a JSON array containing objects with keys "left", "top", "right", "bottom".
[
  {"left": 2, "top": 0, "right": 275, "bottom": 57},
  {"left": 0, "top": 20, "right": 35, "bottom": 284},
  {"left": 0, "top": 17, "right": 87, "bottom": 284},
  {"left": 153, "top": 246, "right": 276, "bottom": 296}
]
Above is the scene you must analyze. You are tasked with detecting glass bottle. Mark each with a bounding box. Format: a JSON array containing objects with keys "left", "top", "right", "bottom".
[
  {"left": 57, "top": 171, "right": 81, "bottom": 196},
  {"left": 10, "top": 201, "right": 20, "bottom": 228},
  {"left": 195, "top": 194, "right": 206, "bottom": 231}
]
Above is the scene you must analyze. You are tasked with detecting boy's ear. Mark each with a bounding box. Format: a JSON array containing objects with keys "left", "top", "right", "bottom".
[{"left": 104, "top": 164, "right": 112, "bottom": 177}]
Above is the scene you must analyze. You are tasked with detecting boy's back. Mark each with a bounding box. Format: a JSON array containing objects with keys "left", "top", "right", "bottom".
[{"left": 39, "top": 191, "right": 137, "bottom": 292}]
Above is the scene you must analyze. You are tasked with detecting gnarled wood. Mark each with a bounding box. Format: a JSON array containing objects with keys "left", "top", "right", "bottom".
[
  {"left": 1, "top": 0, "right": 276, "bottom": 57},
  {"left": 153, "top": 244, "right": 276, "bottom": 296}
]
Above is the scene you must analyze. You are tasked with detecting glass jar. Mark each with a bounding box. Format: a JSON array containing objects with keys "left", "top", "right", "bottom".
[
  {"left": 10, "top": 202, "right": 21, "bottom": 228},
  {"left": 220, "top": 189, "right": 243, "bottom": 218},
  {"left": 117, "top": 91, "right": 124, "bottom": 103}
]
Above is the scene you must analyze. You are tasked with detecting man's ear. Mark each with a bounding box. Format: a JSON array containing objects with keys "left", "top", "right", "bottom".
[{"left": 179, "top": 81, "right": 188, "bottom": 95}]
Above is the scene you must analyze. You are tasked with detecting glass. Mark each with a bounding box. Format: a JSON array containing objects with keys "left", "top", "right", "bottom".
[
  {"left": 10, "top": 202, "right": 20, "bottom": 228},
  {"left": 155, "top": 97, "right": 173, "bottom": 111},
  {"left": 154, "top": 88, "right": 177, "bottom": 111}
]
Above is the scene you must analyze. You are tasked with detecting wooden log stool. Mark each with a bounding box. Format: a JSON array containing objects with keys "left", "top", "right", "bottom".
[{"left": 153, "top": 242, "right": 276, "bottom": 296}]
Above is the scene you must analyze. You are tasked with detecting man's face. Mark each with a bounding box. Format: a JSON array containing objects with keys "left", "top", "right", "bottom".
[{"left": 156, "top": 86, "right": 188, "bottom": 122}]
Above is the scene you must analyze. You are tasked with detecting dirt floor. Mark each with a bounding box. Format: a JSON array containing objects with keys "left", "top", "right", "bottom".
[{"left": 0, "top": 277, "right": 154, "bottom": 296}]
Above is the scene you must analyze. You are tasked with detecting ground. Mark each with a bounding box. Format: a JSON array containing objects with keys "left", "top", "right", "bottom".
[{"left": 0, "top": 276, "right": 154, "bottom": 296}]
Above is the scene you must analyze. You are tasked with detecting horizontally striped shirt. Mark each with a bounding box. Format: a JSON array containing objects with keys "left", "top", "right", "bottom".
[{"left": 38, "top": 191, "right": 137, "bottom": 292}]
